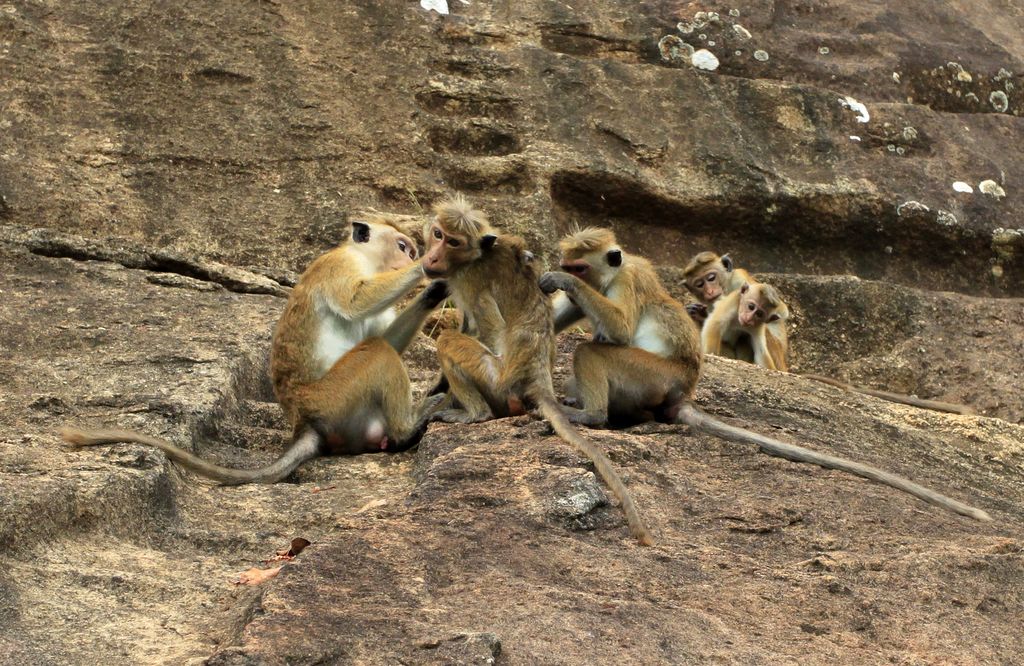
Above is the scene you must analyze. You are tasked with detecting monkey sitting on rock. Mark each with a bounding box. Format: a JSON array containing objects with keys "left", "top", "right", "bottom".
[
  {"left": 540, "top": 229, "right": 990, "bottom": 522},
  {"left": 61, "top": 217, "right": 448, "bottom": 483},
  {"left": 683, "top": 250, "right": 974, "bottom": 415}
]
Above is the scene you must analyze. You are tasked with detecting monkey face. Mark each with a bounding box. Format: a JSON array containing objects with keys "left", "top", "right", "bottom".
[
  {"left": 686, "top": 264, "right": 726, "bottom": 303},
  {"left": 352, "top": 221, "right": 418, "bottom": 272},
  {"left": 423, "top": 223, "right": 482, "bottom": 277},
  {"left": 737, "top": 284, "right": 780, "bottom": 327}
]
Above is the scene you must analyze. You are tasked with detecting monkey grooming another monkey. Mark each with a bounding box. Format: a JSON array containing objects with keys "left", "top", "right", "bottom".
[
  {"left": 541, "top": 228, "right": 991, "bottom": 522},
  {"left": 62, "top": 218, "right": 448, "bottom": 483},
  {"left": 423, "top": 196, "right": 654, "bottom": 546},
  {"left": 701, "top": 281, "right": 789, "bottom": 371},
  {"left": 684, "top": 250, "right": 974, "bottom": 415}
]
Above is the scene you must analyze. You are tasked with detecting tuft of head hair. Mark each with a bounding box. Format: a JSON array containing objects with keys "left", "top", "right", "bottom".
[
  {"left": 758, "top": 283, "right": 783, "bottom": 309},
  {"left": 559, "top": 226, "right": 618, "bottom": 253},
  {"left": 682, "top": 251, "right": 721, "bottom": 278},
  {"left": 434, "top": 195, "right": 491, "bottom": 236}
]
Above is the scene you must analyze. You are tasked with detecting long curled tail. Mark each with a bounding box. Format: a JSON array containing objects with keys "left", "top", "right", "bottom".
[
  {"left": 802, "top": 374, "right": 976, "bottom": 416},
  {"left": 59, "top": 426, "right": 322, "bottom": 485},
  {"left": 675, "top": 404, "right": 991, "bottom": 521},
  {"left": 538, "top": 399, "right": 655, "bottom": 546}
]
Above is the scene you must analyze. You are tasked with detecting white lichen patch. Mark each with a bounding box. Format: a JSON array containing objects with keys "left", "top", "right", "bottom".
[
  {"left": 849, "top": 135, "right": 861, "bottom": 141},
  {"left": 658, "top": 35, "right": 693, "bottom": 63},
  {"left": 838, "top": 96, "right": 870, "bottom": 122},
  {"left": 732, "top": 24, "right": 752, "bottom": 40},
  {"left": 677, "top": 21, "right": 694, "bottom": 34},
  {"left": 952, "top": 181, "right": 974, "bottom": 193},
  {"left": 979, "top": 180, "right": 1006, "bottom": 198},
  {"left": 691, "top": 49, "right": 720, "bottom": 71},
  {"left": 892, "top": 72, "right": 901, "bottom": 83},
  {"left": 419, "top": 0, "right": 450, "bottom": 15},
  {"left": 990, "top": 90, "right": 1009, "bottom": 113},
  {"left": 965, "top": 92, "right": 980, "bottom": 103},
  {"left": 753, "top": 49, "right": 769, "bottom": 62},
  {"left": 818, "top": 46, "right": 830, "bottom": 55},
  {"left": 896, "top": 201, "right": 930, "bottom": 216},
  {"left": 902, "top": 126, "right": 918, "bottom": 141},
  {"left": 936, "top": 210, "right": 958, "bottom": 226},
  {"left": 729, "top": 8, "right": 740, "bottom": 17}
]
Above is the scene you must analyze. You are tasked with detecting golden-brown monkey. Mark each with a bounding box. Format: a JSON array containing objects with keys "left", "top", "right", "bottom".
[
  {"left": 683, "top": 251, "right": 789, "bottom": 368},
  {"left": 541, "top": 228, "right": 991, "bottom": 522},
  {"left": 62, "top": 218, "right": 449, "bottom": 482},
  {"left": 685, "top": 252, "right": 971, "bottom": 414},
  {"left": 701, "top": 281, "right": 789, "bottom": 372},
  {"left": 424, "top": 197, "right": 654, "bottom": 546}
]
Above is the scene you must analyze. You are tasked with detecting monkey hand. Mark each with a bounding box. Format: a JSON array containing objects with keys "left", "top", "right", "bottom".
[
  {"left": 420, "top": 280, "right": 450, "bottom": 308},
  {"left": 686, "top": 302, "right": 708, "bottom": 325},
  {"left": 539, "top": 271, "right": 575, "bottom": 295}
]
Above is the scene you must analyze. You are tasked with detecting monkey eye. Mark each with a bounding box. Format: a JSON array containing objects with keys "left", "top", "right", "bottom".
[
  {"left": 747, "top": 302, "right": 756, "bottom": 311},
  {"left": 706, "top": 273, "right": 716, "bottom": 282},
  {"left": 694, "top": 279, "right": 704, "bottom": 288},
  {"left": 433, "top": 228, "right": 443, "bottom": 240},
  {"left": 398, "top": 240, "right": 407, "bottom": 252},
  {"left": 447, "top": 238, "right": 461, "bottom": 248}
]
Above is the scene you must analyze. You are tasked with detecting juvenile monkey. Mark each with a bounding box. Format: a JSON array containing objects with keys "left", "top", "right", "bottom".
[
  {"left": 61, "top": 218, "right": 448, "bottom": 483},
  {"left": 701, "top": 281, "right": 789, "bottom": 372},
  {"left": 683, "top": 251, "right": 789, "bottom": 366},
  {"left": 541, "top": 228, "right": 991, "bottom": 522},
  {"left": 424, "top": 197, "right": 654, "bottom": 546},
  {"left": 686, "top": 252, "right": 972, "bottom": 414}
]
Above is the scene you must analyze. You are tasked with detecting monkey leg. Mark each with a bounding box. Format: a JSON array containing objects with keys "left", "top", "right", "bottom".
[
  {"left": 569, "top": 343, "right": 694, "bottom": 426},
  {"left": 302, "top": 338, "right": 433, "bottom": 452},
  {"left": 434, "top": 330, "right": 506, "bottom": 423}
]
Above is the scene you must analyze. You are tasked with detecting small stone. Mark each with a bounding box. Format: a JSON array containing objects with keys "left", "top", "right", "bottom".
[
  {"left": 753, "top": 49, "right": 769, "bottom": 62},
  {"left": 691, "top": 49, "right": 720, "bottom": 71},
  {"left": 658, "top": 35, "right": 693, "bottom": 63},
  {"left": 896, "top": 201, "right": 930, "bottom": 216},
  {"left": 990, "top": 90, "right": 1009, "bottom": 113},
  {"left": 979, "top": 180, "right": 1006, "bottom": 199}
]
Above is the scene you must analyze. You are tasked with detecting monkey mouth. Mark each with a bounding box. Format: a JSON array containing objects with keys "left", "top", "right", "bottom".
[{"left": 423, "top": 266, "right": 445, "bottom": 278}]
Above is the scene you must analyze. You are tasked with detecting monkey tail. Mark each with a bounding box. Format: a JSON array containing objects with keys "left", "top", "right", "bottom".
[
  {"left": 674, "top": 404, "right": 992, "bottom": 522},
  {"left": 801, "top": 374, "right": 976, "bottom": 416},
  {"left": 59, "top": 426, "right": 322, "bottom": 485},
  {"left": 537, "top": 399, "right": 655, "bottom": 546}
]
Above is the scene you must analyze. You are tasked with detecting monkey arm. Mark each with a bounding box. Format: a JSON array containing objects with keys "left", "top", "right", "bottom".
[
  {"left": 565, "top": 279, "right": 635, "bottom": 345},
  {"left": 323, "top": 262, "right": 425, "bottom": 320},
  {"left": 472, "top": 291, "right": 506, "bottom": 352},
  {"left": 552, "top": 293, "right": 584, "bottom": 333},
  {"left": 750, "top": 328, "right": 777, "bottom": 370},
  {"left": 700, "top": 321, "right": 722, "bottom": 355},
  {"left": 382, "top": 280, "right": 449, "bottom": 354}
]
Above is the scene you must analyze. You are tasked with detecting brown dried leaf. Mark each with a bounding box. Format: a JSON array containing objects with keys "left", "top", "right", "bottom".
[{"left": 235, "top": 566, "right": 282, "bottom": 586}]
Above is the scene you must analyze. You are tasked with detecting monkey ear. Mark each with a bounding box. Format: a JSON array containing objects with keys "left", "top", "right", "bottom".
[
  {"left": 606, "top": 249, "right": 622, "bottom": 267},
  {"left": 480, "top": 234, "right": 498, "bottom": 251},
  {"left": 721, "top": 254, "right": 734, "bottom": 272},
  {"left": 351, "top": 221, "right": 371, "bottom": 243},
  {"left": 740, "top": 282, "right": 750, "bottom": 294}
]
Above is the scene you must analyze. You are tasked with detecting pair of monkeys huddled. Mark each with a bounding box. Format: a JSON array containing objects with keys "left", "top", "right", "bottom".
[{"left": 61, "top": 197, "right": 991, "bottom": 545}]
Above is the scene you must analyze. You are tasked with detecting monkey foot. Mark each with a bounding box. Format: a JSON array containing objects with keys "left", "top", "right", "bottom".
[{"left": 562, "top": 406, "right": 607, "bottom": 428}]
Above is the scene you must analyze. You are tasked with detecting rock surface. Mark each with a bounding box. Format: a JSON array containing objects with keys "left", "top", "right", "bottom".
[{"left": 1, "top": 1, "right": 1023, "bottom": 664}]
